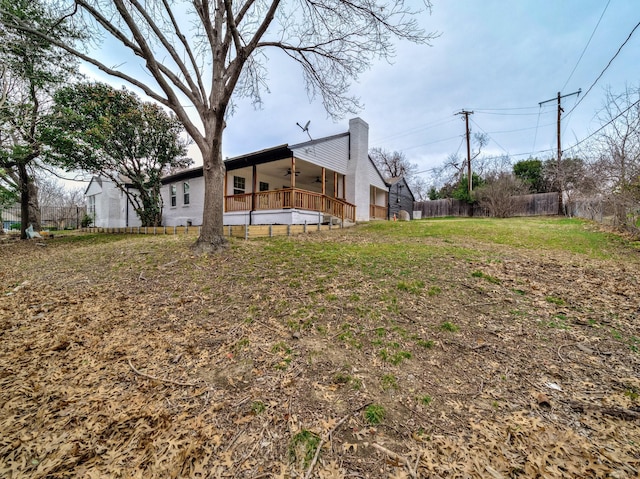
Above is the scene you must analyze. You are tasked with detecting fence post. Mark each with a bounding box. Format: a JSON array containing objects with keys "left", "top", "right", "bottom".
[
  {"left": 287, "top": 224, "right": 291, "bottom": 236},
  {"left": 269, "top": 225, "right": 273, "bottom": 237},
  {"left": 244, "top": 224, "right": 249, "bottom": 240},
  {"left": 304, "top": 221, "right": 307, "bottom": 233}
]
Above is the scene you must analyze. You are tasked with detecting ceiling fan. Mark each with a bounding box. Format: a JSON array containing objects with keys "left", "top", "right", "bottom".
[{"left": 284, "top": 168, "right": 300, "bottom": 176}]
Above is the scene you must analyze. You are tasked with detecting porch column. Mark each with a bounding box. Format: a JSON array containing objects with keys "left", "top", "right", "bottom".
[
  {"left": 223, "top": 170, "right": 228, "bottom": 212},
  {"left": 342, "top": 175, "right": 346, "bottom": 200},
  {"left": 251, "top": 164, "right": 257, "bottom": 212},
  {"left": 321, "top": 168, "right": 326, "bottom": 196},
  {"left": 291, "top": 156, "right": 296, "bottom": 189},
  {"left": 333, "top": 172, "right": 338, "bottom": 197}
]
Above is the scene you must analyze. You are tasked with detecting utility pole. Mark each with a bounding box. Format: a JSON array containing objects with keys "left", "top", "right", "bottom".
[
  {"left": 456, "top": 110, "right": 474, "bottom": 195},
  {"left": 539, "top": 89, "right": 581, "bottom": 215}
]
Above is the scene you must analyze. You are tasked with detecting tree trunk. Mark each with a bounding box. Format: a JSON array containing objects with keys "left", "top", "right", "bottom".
[
  {"left": 17, "top": 164, "right": 41, "bottom": 239},
  {"left": 27, "top": 179, "right": 40, "bottom": 231},
  {"left": 194, "top": 133, "right": 227, "bottom": 253}
]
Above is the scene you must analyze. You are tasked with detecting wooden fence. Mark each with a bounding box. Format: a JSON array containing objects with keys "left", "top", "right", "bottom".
[
  {"left": 414, "top": 192, "right": 559, "bottom": 218},
  {"left": 83, "top": 221, "right": 346, "bottom": 239}
]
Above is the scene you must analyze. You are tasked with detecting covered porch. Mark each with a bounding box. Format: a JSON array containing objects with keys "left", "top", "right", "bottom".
[
  {"left": 370, "top": 185, "right": 389, "bottom": 220},
  {"left": 224, "top": 147, "right": 356, "bottom": 225}
]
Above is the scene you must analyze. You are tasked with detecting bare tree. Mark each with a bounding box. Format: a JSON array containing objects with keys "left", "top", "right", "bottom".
[
  {"left": 370, "top": 147, "right": 417, "bottom": 179},
  {"left": 543, "top": 157, "right": 597, "bottom": 217},
  {"left": 589, "top": 86, "right": 640, "bottom": 231},
  {"left": 473, "top": 171, "right": 529, "bottom": 218},
  {"left": 2, "top": 0, "right": 437, "bottom": 251},
  {"left": 370, "top": 147, "right": 431, "bottom": 199},
  {"left": 431, "top": 133, "right": 492, "bottom": 198}
]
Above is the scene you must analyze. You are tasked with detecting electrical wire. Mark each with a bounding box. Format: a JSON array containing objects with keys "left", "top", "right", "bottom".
[
  {"left": 565, "top": 96, "right": 640, "bottom": 152},
  {"left": 371, "top": 116, "right": 458, "bottom": 144},
  {"left": 470, "top": 118, "right": 509, "bottom": 155},
  {"left": 531, "top": 106, "right": 542, "bottom": 154},
  {"left": 560, "top": 0, "right": 610, "bottom": 92},
  {"left": 566, "top": 19, "right": 640, "bottom": 118},
  {"left": 470, "top": 110, "right": 554, "bottom": 117}
]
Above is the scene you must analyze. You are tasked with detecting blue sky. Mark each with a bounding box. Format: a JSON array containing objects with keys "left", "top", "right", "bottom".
[{"left": 78, "top": 0, "right": 639, "bottom": 186}]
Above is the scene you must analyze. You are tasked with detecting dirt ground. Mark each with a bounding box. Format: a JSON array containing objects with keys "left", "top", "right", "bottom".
[{"left": 1, "top": 223, "right": 640, "bottom": 478}]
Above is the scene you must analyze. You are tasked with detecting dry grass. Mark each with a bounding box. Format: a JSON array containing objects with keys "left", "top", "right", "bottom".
[{"left": 1, "top": 218, "right": 639, "bottom": 478}]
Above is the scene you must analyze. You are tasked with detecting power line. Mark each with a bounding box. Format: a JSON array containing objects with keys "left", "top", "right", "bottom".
[
  {"left": 471, "top": 106, "right": 542, "bottom": 112},
  {"left": 401, "top": 134, "right": 462, "bottom": 151},
  {"left": 566, "top": 19, "right": 640, "bottom": 118},
  {"left": 565, "top": 96, "right": 640, "bottom": 152},
  {"left": 471, "top": 110, "right": 555, "bottom": 117},
  {"left": 470, "top": 118, "right": 509, "bottom": 156},
  {"left": 560, "top": 0, "right": 611, "bottom": 92},
  {"left": 531, "top": 106, "right": 542, "bottom": 154},
  {"left": 371, "top": 116, "right": 458, "bottom": 144}
]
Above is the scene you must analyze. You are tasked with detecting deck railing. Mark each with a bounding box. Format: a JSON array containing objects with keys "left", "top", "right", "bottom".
[
  {"left": 370, "top": 204, "right": 388, "bottom": 219},
  {"left": 225, "top": 188, "right": 355, "bottom": 222}
]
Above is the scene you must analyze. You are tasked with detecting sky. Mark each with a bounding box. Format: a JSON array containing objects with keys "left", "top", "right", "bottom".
[{"left": 77, "top": 0, "right": 640, "bottom": 188}]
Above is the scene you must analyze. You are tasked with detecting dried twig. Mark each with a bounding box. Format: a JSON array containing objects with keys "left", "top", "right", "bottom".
[
  {"left": 557, "top": 346, "right": 565, "bottom": 362},
  {"left": 304, "top": 403, "right": 371, "bottom": 479},
  {"left": 127, "top": 359, "right": 201, "bottom": 387},
  {"left": 371, "top": 443, "right": 417, "bottom": 479},
  {"left": 563, "top": 399, "right": 640, "bottom": 421}
]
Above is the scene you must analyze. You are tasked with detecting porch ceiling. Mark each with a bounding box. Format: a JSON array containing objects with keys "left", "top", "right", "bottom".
[{"left": 230, "top": 158, "right": 338, "bottom": 190}]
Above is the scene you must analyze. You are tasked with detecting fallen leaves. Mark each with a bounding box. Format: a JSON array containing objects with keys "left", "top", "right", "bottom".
[{"left": 1, "top": 228, "right": 640, "bottom": 478}]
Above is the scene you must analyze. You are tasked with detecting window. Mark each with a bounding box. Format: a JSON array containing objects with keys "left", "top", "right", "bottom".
[
  {"left": 233, "top": 176, "right": 245, "bottom": 195},
  {"left": 183, "top": 182, "right": 190, "bottom": 205},
  {"left": 87, "top": 196, "right": 96, "bottom": 217},
  {"left": 170, "top": 185, "right": 177, "bottom": 207},
  {"left": 259, "top": 181, "right": 269, "bottom": 192}
]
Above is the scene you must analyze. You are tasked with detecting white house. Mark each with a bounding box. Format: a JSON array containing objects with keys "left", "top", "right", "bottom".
[
  {"left": 84, "top": 176, "right": 141, "bottom": 228},
  {"left": 86, "top": 117, "right": 391, "bottom": 227},
  {"left": 161, "top": 117, "right": 389, "bottom": 226}
]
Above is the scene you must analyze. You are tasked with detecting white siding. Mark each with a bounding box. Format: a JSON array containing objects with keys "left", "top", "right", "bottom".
[
  {"left": 367, "top": 159, "right": 388, "bottom": 189},
  {"left": 161, "top": 176, "right": 205, "bottom": 226},
  {"left": 291, "top": 134, "right": 350, "bottom": 175},
  {"left": 89, "top": 178, "right": 141, "bottom": 228}
]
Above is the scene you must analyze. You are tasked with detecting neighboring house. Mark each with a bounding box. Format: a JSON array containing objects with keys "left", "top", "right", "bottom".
[
  {"left": 387, "top": 176, "right": 416, "bottom": 220},
  {"left": 84, "top": 176, "right": 141, "bottom": 228},
  {"left": 161, "top": 117, "right": 390, "bottom": 226}
]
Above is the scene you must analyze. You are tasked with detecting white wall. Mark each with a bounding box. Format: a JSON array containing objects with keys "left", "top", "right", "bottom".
[
  {"left": 89, "top": 178, "right": 142, "bottom": 228},
  {"left": 345, "top": 118, "right": 371, "bottom": 221},
  {"left": 162, "top": 176, "right": 205, "bottom": 226}
]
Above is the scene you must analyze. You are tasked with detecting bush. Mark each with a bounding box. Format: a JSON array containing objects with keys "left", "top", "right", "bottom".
[{"left": 81, "top": 214, "right": 94, "bottom": 228}]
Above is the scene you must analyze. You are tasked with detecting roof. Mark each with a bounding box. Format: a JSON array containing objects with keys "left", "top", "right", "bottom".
[
  {"left": 224, "top": 144, "right": 293, "bottom": 170},
  {"left": 386, "top": 176, "right": 416, "bottom": 201},
  {"left": 83, "top": 176, "right": 102, "bottom": 196},
  {"left": 161, "top": 144, "right": 295, "bottom": 185}
]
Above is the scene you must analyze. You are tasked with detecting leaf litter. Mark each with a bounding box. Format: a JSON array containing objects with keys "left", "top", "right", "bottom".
[{"left": 1, "top": 223, "right": 639, "bottom": 478}]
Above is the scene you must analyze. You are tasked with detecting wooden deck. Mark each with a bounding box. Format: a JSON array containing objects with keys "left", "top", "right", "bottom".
[{"left": 225, "top": 188, "right": 356, "bottom": 223}]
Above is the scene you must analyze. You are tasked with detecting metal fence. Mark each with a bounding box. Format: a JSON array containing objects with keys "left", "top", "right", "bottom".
[{"left": 1, "top": 205, "right": 87, "bottom": 231}]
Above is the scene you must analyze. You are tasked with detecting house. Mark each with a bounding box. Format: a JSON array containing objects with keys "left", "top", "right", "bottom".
[
  {"left": 84, "top": 176, "right": 141, "bottom": 228},
  {"left": 386, "top": 176, "right": 416, "bottom": 220},
  {"left": 161, "top": 117, "right": 390, "bottom": 226}
]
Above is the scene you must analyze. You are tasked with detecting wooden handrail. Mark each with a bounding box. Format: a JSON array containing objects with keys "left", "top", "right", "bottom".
[
  {"left": 370, "top": 204, "right": 388, "bottom": 219},
  {"left": 224, "top": 188, "right": 356, "bottom": 222}
]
